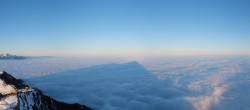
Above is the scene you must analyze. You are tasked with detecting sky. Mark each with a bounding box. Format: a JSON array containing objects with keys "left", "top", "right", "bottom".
[{"left": 0, "top": 0, "right": 250, "bottom": 57}]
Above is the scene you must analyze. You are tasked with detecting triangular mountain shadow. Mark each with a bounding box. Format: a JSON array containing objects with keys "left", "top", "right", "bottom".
[
  {"left": 25, "top": 61, "right": 195, "bottom": 110},
  {"left": 25, "top": 61, "right": 158, "bottom": 108},
  {"left": 27, "top": 61, "right": 154, "bottom": 81}
]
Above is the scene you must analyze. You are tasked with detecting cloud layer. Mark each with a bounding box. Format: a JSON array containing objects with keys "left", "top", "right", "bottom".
[
  {"left": 2, "top": 56, "right": 250, "bottom": 110},
  {"left": 26, "top": 61, "right": 194, "bottom": 110},
  {"left": 142, "top": 56, "right": 250, "bottom": 110}
]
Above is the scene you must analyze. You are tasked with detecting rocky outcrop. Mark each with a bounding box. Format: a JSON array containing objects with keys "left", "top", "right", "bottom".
[{"left": 0, "top": 71, "right": 92, "bottom": 110}]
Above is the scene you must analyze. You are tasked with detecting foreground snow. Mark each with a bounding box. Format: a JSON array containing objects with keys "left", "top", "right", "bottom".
[
  {"left": 0, "top": 80, "right": 16, "bottom": 95},
  {"left": 0, "top": 95, "right": 17, "bottom": 110}
]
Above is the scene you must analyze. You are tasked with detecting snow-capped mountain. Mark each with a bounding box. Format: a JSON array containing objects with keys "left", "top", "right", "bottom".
[
  {"left": 0, "top": 53, "right": 26, "bottom": 60},
  {"left": 0, "top": 71, "right": 92, "bottom": 110}
]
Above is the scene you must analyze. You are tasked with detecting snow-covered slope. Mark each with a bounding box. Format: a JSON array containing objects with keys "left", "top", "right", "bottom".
[{"left": 0, "top": 71, "right": 92, "bottom": 110}]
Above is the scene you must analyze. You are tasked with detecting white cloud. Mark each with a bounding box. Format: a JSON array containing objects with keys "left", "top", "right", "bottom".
[{"left": 186, "top": 86, "right": 228, "bottom": 110}]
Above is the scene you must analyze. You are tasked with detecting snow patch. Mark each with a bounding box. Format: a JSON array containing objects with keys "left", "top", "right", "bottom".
[
  {"left": 17, "top": 87, "right": 34, "bottom": 93},
  {"left": 0, "top": 95, "right": 18, "bottom": 110},
  {"left": 0, "top": 80, "right": 16, "bottom": 95}
]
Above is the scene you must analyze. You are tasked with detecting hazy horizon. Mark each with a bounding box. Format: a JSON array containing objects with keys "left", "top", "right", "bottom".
[{"left": 1, "top": 0, "right": 250, "bottom": 56}]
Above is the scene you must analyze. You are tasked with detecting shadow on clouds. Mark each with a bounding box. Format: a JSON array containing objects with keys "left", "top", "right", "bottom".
[
  {"left": 26, "top": 61, "right": 195, "bottom": 110},
  {"left": 25, "top": 56, "right": 250, "bottom": 110}
]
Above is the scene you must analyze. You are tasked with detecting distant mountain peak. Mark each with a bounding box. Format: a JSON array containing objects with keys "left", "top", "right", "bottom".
[
  {"left": 0, "top": 71, "right": 92, "bottom": 110},
  {"left": 0, "top": 53, "right": 26, "bottom": 60},
  {"left": 124, "top": 61, "right": 140, "bottom": 65}
]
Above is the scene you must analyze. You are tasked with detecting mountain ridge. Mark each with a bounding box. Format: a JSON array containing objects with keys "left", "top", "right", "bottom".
[
  {"left": 0, "top": 71, "right": 92, "bottom": 110},
  {"left": 0, "top": 53, "right": 26, "bottom": 60}
]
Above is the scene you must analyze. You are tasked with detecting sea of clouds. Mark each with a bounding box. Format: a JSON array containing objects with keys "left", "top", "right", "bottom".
[
  {"left": 1, "top": 56, "right": 250, "bottom": 110},
  {"left": 142, "top": 56, "right": 250, "bottom": 110}
]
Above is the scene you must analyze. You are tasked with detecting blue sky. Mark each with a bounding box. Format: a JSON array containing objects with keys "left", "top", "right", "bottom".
[{"left": 0, "top": 0, "right": 250, "bottom": 56}]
